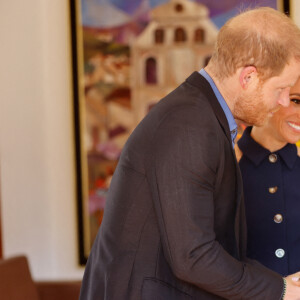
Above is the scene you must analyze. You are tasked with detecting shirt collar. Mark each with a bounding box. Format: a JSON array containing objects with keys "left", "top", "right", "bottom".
[
  {"left": 199, "top": 69, "right": 237, "bottom": 147},
  {"left": 237, "top": 126, "right": 298, "bottom": 169}
]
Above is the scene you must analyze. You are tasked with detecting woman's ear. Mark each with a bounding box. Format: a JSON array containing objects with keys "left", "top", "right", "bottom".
[{"left": 239, "top": 66, "right": 257, "bottom": 89}]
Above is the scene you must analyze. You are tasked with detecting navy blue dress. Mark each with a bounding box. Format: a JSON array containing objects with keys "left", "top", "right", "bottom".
[{"left": 238, "top": 126, "right": 300, "bottom": 276}]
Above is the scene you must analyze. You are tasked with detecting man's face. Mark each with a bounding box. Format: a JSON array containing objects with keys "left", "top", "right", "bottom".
[{"left": 234, "top": 58, "right": 300, "bottom": 126}]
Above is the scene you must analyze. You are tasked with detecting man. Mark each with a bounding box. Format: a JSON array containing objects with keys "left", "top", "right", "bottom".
[{"left": 80, "top": 8, "right": 300, "bottom": 299}]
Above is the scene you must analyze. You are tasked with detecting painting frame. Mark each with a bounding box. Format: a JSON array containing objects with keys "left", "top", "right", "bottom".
[
  {"left": 70, "top": 0, "right": 289, "bottom": 265},
  {"left": 70, "top": 0, "right": 89, "bottom": 265}
]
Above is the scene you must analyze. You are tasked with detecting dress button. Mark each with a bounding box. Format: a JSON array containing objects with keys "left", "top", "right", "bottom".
[
  {"left": 274, "top": 214, "right": 283, "bottom": 223},
  {"left": 275, "top": 248, "right": 285, "bottom": 258},
  {"left": 269, "top": 154, "right": 278, "bottom": 163},
  {"left": 269, "top": 186, "right": 278, "bottom": 194}
]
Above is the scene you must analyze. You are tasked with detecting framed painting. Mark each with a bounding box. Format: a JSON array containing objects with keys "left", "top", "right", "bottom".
[{"left": 70, "top": 0, "right": 287, "bottom": 264}]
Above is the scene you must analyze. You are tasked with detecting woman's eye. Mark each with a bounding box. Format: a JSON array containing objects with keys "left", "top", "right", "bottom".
[{"left": 290, "top": 98, "right": 300, "bottom": 104}]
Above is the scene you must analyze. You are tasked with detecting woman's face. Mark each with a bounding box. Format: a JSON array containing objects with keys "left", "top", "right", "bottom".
[{"left": 269, "top": 77, "right": 300, "bottom": 144}]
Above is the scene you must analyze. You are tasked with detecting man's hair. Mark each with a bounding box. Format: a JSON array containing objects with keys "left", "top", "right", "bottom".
[{"left": 208, "top": 7, "right": 300, "bottom": 80}]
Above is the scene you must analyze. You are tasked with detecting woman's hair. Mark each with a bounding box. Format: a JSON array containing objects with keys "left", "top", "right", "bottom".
[{"left": 208, "top": 7, "right": 300, "bottom": 81}]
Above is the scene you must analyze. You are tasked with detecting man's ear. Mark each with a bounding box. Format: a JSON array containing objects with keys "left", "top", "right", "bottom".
[{"left": 239, "top": 66, "right": 257, "bottom": 89}]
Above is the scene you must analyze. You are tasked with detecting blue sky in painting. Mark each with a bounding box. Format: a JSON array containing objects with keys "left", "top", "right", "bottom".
[
  {"left": 108, "top": 0, "right": 277, "bottom": 15},
  {"left": 81, "top": 0, "right": 277, "bottom": 28}
]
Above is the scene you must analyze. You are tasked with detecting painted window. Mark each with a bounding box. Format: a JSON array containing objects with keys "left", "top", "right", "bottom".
[
  {"left": 195, "top": 28, "right": 205, "bottom": 43},
  {"left": 174, "top": 27, "right": 186, "bottom": 42},
  {"left": 155, "top": 28, "right": 164, "bottom": 44},
  {"left": 145, "top": 57, "right": 157, "bottom": 84},
  {"left": 175, "top": 3, "right": 184, "bottom": 12}
]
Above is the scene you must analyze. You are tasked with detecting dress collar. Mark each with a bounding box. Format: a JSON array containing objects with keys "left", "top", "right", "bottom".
[{"left": 237, "top": 126, "right": 298, "bottom": 170}]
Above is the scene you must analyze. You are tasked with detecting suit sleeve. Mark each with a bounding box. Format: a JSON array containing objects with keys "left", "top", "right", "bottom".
[{"left": 146, "top": 105, "right": 283, "bottom": 300}]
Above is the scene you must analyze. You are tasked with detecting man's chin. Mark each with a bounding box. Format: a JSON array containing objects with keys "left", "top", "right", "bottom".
[
  {"left": 252, "top": 117, "right": 269, "bottom": 127},
  {"left": 241, "top": 115, "right": 268, "bottom": 127}
]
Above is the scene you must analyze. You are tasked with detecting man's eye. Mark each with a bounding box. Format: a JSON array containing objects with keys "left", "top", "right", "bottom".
[{"left": 290, "top": 98, "right": 300, "bottom": 104}]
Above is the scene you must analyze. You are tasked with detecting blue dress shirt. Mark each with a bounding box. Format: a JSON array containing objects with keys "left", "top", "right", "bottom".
[{"left": 199, "top": 69, "right": 237, "bottom": 147}]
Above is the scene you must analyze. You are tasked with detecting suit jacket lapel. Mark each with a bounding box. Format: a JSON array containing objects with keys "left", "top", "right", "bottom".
[
  {"left": 186, "top": 72, "right": 232, "bottom": 143},
  {"left": 186, "top": 72, "right": 243, "bottom": 200},
  {"left": 186, "top": 71, "right": 244, "bottom": 257}
]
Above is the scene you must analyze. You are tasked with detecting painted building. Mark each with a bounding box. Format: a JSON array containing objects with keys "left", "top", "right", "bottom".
[{"left": 131, "top": 0, "right": 218, "bottom": 124}]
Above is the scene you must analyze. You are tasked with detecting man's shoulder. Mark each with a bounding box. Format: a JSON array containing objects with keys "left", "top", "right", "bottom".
[{"left": 153, "top": 82, "right": 214, "bottom": 121}]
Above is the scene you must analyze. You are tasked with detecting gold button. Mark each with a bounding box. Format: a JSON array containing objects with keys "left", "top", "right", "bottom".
[
  {"left": 269, "top": 186, "right": 278, "bottom": 194},
  {"left": 269, "top": 154, "right": 278, "bottom": 163},
  {"left": 274, "top": 214, "right": 283, "bottom": 223}
]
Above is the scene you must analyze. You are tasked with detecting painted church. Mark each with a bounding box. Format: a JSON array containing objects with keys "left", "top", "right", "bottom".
[{"left": 131, "top": 0, "right": 218, "bottom": 124}]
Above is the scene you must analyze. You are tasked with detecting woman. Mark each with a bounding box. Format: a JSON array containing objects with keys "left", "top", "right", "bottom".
[{"left": 236, "top": 77, "right": 300, "bottom": 277}]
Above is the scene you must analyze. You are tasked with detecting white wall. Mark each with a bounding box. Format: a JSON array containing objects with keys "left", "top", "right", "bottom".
[{"left": 0, "top": 1, "right": 84, "bottom": 280}]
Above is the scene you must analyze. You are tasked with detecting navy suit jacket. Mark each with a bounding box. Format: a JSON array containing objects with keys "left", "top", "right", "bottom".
[{"left": 79, "top": 72, "right": 283, "bottom": 299}]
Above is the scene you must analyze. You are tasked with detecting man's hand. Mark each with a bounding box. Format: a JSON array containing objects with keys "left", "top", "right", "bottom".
[{"left": 284, "top": 272, "right": 300, "bottom": 299}]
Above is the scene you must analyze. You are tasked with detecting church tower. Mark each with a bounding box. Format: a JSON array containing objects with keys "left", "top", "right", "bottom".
[{"left": 131, "top": 0, "right": 218, "bottom": 124}]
